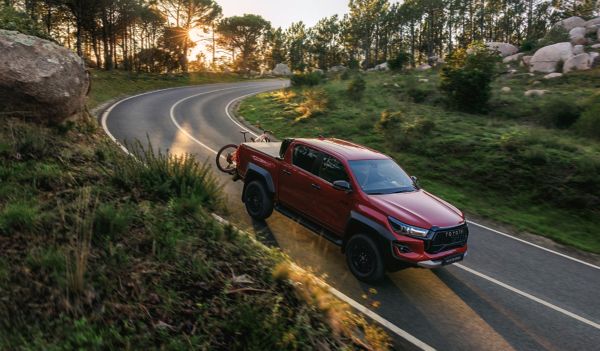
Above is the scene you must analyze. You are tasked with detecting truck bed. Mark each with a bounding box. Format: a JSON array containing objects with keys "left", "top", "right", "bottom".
[{"left": 242, "top": 142, "right": 282, "bottom": 159}]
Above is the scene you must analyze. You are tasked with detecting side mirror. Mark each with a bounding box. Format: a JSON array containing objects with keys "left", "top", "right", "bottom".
[
  {"left": 411, "top": 176, "right": 420, "bottom": 189},
  {"left": 333, "top": 180, "right": 352, "bottom": 192}
]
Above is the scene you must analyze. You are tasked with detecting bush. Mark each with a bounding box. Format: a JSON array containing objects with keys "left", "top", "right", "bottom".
[
  {"left": 540, "top": 98, "right": 582, "bottom": 129},
  {"left": 0, "top": 201, "right": 38, "bottom": 234},
  {"left": 347, "top": 75, "right": 366, "bottom": 100},
  {"left": 295, "top": 89, "right": 329, "bottom": 122},
  {"left": 0, "top": 7, "right": 51, "bottom": 40},
  {"left": 94, "top": 203, "right": 136, "bottom": 243},
  {"left": 388, "top": 52, "right": 410, "bottom": 71},
  {"left": 535, "top": 26, "right": 569, "bottom": 50},
  {"left": 575, "top": 102, "right": 600, "bottom": 139},
  {"left": 407, "top": 86, "right": 431, "bottom": 103},
  {"left": 290, "top": 72, "right": 323, "bottom": 87},
  {"left": 376, "top": 110, "right": 435, "bottom": 150},
  {"left": 440, "top": 43, "right": 500, "bottom": 113}
]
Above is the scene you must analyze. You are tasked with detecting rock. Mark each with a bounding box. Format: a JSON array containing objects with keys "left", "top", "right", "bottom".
[
  {"left": 329, "top": 65, "right": 348, "bottom": 73},
  {"left": 272, "top": 63, "right": 292, "bottom": 76},
  {"left": 544, "top": 72, "right": 563, "bottom": 79},
  {"left": 374, "top": 62, "right": 390, "bottom": 71},
  {"left": 591, "top": 43, "right": 600, "bottom": 49},
  {"left": 563, "top": 53, "right": 591, "bottom": 73},
  {"left": 311, "top": 68, "right": 324, "bottom": 74},
  {"left": 260, "top": 69, "right": 273, "bottom": 76},
  {"left": 585, "top": 24, "right": 600, "bottom": 34},
  {"left": 522, "top": 55, "right": 533, "bottom": 66},
  {"left": 501, "top": 86, "right": 511, "bottom": 93},
  {"left": 416, "top": 63, "right": 432, "bottom": 71},
  {"left": 503, "top": 53, "right": 524, "bottom": 63},
  {"left": 524, "top": 89, "right": 548, "bottom": 97},
  {"left": 569, "top": 27, "right": 587, "bottom": 45},
  {"left": 591, "top": 52, "right": 600, "bottom": 68},
  {"left": 584, "top": 17, "right": 600, "bottom": 30},
  {"left": 554, "top": 16, "right": 585, "bottom": 31},
  {"left": 529, "top": 42, "right": 573, "bottom": 73},
  {"left": 428, "top": 55, "right": 438, "bottom": 65},
  {"left": 573, "top": 45, "right": 585, "bottom": 55},
  {"left": 418, "top": 78, "right": 429, "bottom": 83},
  {"left": 0, "top": 30, "right": 89, "bottom": 121},
  {"left": 532, "top": 80, "right": 541, "bottom": 85},
  {"left": 485, "top": 42, "right": 518, "bottom": 57}
]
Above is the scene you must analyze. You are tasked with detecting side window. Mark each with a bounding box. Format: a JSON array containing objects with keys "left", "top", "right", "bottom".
[
  {"left": 319, "top": 154, "right": 349, "bottom": 183},
  {"left": 293, "top": 145, "right": 321, "bottom": 175}
]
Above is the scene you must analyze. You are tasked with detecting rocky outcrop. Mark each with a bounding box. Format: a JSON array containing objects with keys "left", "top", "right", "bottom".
[
  {"left": 416, "top": 63, "right": 432, "bottom": 71},
  {"left": 573, "top": 45, "right": 585, "bottom": 55},
  {"left": 569, "top": 27, "right": 587, "bottom": 45},
  {"left": 374, "top": 62, "right": 390, "bottom": 71},
  {"left": 485, "top": 42, "right": 518, "bottom": 57},
  {"left": 524, "top": 89, "right": 548, "bottom": 97},
  {"left": 563, "top": 53, "right": 591, "bottom": 73},
  {"left": 0, "top": 30, "right": 89, "bottom": 122},
  {"left": 522, "top": 55, "right": 533, "bottom": 66},
  {"left": 272, "top": 63, "right": 292, "bottom": 76},
  {"left": 584, "top": 17, "right": 600, "bottom": 33},
  {"left": 500, "top": 86, "right": 511, "bottom": 93},
  {"left": 555, "top": 16, "right": 585, "bottom": 31},
  {"left": 529, "top": 42, "right": 573, "bottom": 73},
  {"left": 503, "top": 53, "right": 524, "bottom": 63}
]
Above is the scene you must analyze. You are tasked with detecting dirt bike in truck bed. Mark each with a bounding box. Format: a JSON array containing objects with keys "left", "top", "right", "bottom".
[{"left": 217, "top": 136, "right": 469, "bottom": 283}]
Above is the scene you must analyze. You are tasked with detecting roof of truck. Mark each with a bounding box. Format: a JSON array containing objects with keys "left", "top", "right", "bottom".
[{"left": 296, "top": 138, "right": 389, "bottom": 161}]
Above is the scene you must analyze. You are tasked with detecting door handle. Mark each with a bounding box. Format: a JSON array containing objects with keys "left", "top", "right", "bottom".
[
  {"left": 282, "top": 169, "right": 292, "bottom": 175},
  {"left": 311, "top": 183, "right": 321, "bottom": 190}
]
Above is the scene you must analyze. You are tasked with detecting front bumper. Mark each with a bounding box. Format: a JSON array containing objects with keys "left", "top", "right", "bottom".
[{"left": 417, "top": 251, "right": 468, "bottom": 268}]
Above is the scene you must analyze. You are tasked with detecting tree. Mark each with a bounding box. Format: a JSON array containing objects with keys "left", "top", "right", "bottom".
[
  {"left": 285, "top": 21, "right": 308, "bottom": 71},
  {"left": 216, "top": 14, "right": 270, "bottom": 72}
]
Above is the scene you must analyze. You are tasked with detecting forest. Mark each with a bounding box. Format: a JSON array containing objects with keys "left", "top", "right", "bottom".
[{"left": 1, "top": 0, "right": 598, "bottom": 73}]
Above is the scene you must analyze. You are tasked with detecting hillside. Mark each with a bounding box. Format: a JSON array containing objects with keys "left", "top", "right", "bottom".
[
  {"left": 0, "top": 82, "right": 389, "bottom": 349},
  {"left": 238, "top": 67, "right": 600, "bottom": 254}
]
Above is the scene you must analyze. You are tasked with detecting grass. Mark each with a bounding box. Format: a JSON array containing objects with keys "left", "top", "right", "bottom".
[
  {"left": 0, "top": 113, "right": 389, "bottom": 349},
  {"left": 238, "top": 68, "right": 600, "bottom": 254},
  {"left": 87, "top": 69, "right": 249, "bottom": 108}
]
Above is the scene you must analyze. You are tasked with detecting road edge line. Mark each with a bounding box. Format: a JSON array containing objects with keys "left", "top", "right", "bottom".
[{"left": 455, "top": 263, "right": 600, "bottom": 330}]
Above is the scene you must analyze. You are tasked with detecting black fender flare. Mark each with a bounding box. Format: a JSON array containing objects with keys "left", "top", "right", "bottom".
[
  {"left": 343, "top": 211, "right": 397, "bottom": 259},
  {"left": 241, "top": 163, "right": 275, "bottom": 202}
]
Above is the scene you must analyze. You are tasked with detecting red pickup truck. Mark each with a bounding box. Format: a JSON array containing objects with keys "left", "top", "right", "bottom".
[{"left": 232, "top": 138, "right": 468, "bottom": 282}]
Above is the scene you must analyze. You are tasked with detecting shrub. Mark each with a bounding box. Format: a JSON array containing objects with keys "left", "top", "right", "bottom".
[
  {"left": 540, "top": 98, "right": 582, "bottom": 129},
  {"left": 295, "top": 89, "right": 329, "bottom": 122},
  {"left": 440, "top": 43, "right": 500, "bottom": 113},
  {"left": 0, "top": 7, "right": 51, "bottom": 40},
  {"left": 347, "top": 75, "right": 366, "bottom": 100},
  {"left": 290, "top": 72, "right": 323, "bottom": 87},
  {"left": 407, "top": 86, "right": 431, "bottom": 103},
  {"left": 535, "top": 26, "right": 569, "bottom": 49},
  {"left": 0, "top": 201, "right": 38, "bottom": 234},
  {"left": 575, "top": 103, "right": 600, "bottom": 139},
  {"left": 376, "top": 110, "right": 435, "bottom": 150},
  {"left": 388, "top": 52, "right": 410, "bottom": 71},
  {"left": 94, "top": 203, "right": 136, "bottom": 243}
]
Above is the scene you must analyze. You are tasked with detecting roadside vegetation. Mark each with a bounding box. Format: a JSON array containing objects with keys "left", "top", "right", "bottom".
[
  {"left": 0, "top": 113, "right": 389, "bottom": 349},
  {"left": 238, "top": 66, "right": 600, "bottom": 254}
]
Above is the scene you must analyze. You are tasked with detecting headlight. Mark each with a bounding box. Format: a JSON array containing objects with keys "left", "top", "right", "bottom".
[{"left": 388, "top": 217, "right": 430, "bottom": 238}]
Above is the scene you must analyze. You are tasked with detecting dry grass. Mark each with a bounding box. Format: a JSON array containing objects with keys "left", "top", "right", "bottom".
[{"left": 66, "top": 187, "right": 95, "bottom": 298}]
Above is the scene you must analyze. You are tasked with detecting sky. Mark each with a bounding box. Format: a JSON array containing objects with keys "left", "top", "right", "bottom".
[{"left": 217, "top": 0, "right": 350, "bottom": 28}]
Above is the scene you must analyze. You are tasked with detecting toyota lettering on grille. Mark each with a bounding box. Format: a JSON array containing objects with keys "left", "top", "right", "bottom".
[{"left": 445, "top": 229, "right": 461, "bottom": 238}]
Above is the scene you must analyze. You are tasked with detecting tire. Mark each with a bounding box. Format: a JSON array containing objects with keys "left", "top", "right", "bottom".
[
  {"left": 216, "top": 144, "right": 238, "bottom": 174},
  {"left": 244, "top": 180, "right": 274, "bottom": 220},
  {"left": 346, "top": 234, "right": 385, "bottom": 283}
]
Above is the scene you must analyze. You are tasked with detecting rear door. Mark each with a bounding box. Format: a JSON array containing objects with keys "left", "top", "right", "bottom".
[
  {"left": 311, "top": 153, "right": 353, "bottom": 235},
  {"left": 278, "top": 144, "right": 322, "bottom": 216}
]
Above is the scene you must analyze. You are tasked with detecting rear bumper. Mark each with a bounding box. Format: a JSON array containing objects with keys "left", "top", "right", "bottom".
[{"left": 416, "top": 251, "right": 468, "bottom": 268}]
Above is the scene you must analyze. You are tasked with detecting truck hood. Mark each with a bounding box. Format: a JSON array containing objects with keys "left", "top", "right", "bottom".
[{"left": 368, "top": 189, "right": 464, "bottom": 229}]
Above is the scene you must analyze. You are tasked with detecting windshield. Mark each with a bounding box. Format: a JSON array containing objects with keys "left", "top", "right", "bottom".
[{"left": 348, "top": 159, "right": 417, "bottom": 195}]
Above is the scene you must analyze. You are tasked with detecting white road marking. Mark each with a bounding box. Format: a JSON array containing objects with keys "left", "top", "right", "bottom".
[
  {"left": 467, "top": 221, "right": 600, "bottom": 271},
  {"left": 455, "top": 263, "right": 600, "bottom": 330}
]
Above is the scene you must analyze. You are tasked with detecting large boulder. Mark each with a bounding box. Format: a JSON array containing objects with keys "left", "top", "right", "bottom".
[
  {"left": 503, "top": 52, "right": 524, "bottom": 63},
  {"left": 584, "top": 17, "right": 600, "bottom": 32},
  {"left": 416, "top": 63, "right": 432, "bottom": 71},
  {"left": 522, "top": 55, "right": 533, "bottom": 66},
  {"left": 569, "top": 27, "right": 587, "bottom": 45},
  {"left": 0, "top": 30, "right": 89, "bottom": 121},
  {"left": 563, "top": 53, "right": 591, "bottom": 73},
  {"left": 591, "top": 52, "right": 600, "bottom": 68},
  {"left": 485, "top": 42, "right": 518, "bottom": 57},
  {"left": 554, "top": 16, "right": 585, "bottom": 31},
  {"left": 529, "top": 42, "right": 573, "bottom": 73},
  {"left": 573, "top": 45, "right": 585, "bottom": 55},
  {"left": 373, "top": 62, "right": 390, "bottom": 71},
  {"left": 272, "top": 63, "right": 292, "bottom": 76}
]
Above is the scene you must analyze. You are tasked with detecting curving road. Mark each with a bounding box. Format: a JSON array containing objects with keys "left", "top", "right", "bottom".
[{"left": 101, "top": 80, "right": 600, "bottom": 351}]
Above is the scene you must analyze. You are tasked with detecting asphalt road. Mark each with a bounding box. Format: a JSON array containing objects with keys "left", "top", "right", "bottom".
[{"left": 101, "top": 80, "right": 600, "bottom": 350}]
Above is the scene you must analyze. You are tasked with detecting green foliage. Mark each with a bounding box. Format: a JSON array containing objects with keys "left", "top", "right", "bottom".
[
  {"left": 388, "top": 52, "right": 410, "bottom": 71},
  {"left": 93, "top": 203, "right": 136, "bottom": 243},
  {"left": 0, "top": 201, "right": 38, "bottom": 234},
  {"left": 440, "top": 43, "right": 500, "bottom": 113},
  {"left": 294, "top": 89, "right": 329, "bottom": 122},
  {"left": 347, "top": 74, "right": 366, "bottom": 100},
  {"left": 376, "top": 110, "right": 435, "bottom": 149},
  {"left": 291, "top": 71, "right": 323, "bottom": 87},
  {"left": 536, "top": 26, "right": 570, "bottom": 49},
  {"left": 0, "top": 7, "right": 51, "bottom": 40},
  {"left": 575, "top": 97, "right": 600, "bottom": 140},
  {"left": 540, "top": 98, "right": 582, "bottom": 129},
  {"left": 107, "top": 140, "right": 223, "bottom": 210}
]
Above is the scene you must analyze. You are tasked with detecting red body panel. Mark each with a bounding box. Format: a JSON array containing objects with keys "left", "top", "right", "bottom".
[{"left": 236, "top": 138, "right": 468, "bottom": 266}]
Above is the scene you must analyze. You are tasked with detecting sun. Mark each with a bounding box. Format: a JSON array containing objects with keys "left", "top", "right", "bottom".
[{"left": 188, "top": 27, "right": 204, "bottom": 43}]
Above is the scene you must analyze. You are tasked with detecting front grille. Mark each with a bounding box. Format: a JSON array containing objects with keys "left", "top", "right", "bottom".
[{"left": 426, "top": 224, "right": 468, "bottom": 254}]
